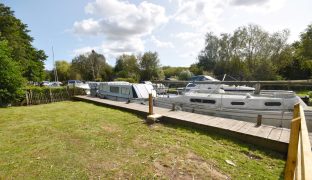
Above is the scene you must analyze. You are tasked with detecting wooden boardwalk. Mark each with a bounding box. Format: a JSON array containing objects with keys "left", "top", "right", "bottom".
[{"left": 74, "top": 95, "right": 312, "bottom": 153}]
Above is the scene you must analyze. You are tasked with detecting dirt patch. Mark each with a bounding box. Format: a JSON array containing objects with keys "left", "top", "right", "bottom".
[{"left": 153, "top": 151, "right": 229, "bottom": 179}]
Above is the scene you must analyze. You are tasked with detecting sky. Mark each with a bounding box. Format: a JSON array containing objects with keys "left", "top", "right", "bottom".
[{"left": 2, "top": 0, "right": 312, "bottom": 70}]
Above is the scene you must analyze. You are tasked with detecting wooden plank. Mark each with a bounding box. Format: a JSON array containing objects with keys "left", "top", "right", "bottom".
[
  {"left": 285, "top": 117, "right": 300, "bottom": 180},
  {"left": 205, "top": 117, "right": 227, "bottom": 127},
  {"left": 229, "top": 121, "right": 248, "bottom": 131},
  {"left": 299, "top": 105, "right": 312, "bottom": 180},
  {"left": 245, "top": 125, "right": 262, "bottom": 136},
  {"left": 236, "top": 123, "right": 255, "bottom": 134},
  {"left": 214, "top": 118, "right": 240, "bottom": 130},
  {"left": 279, "top": 128, "right": 290, "bottom": 143},
  {"left": 295, "top": 137, "right": 301, "bottom": 180},
  {"left": 267, "top": 127, "right": 283, "bottom": 141},
  {"left": 255, "top": 125, "right": 274, "bottom": 138}
]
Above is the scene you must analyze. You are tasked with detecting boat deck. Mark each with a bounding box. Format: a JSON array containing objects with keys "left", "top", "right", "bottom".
[{"left": 74, "top": 95, "right": 312, "bottom": 153}]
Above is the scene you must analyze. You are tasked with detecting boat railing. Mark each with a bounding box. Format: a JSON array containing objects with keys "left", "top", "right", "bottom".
[{"left": 285, "top": 104, "right": 312, "bottom": 179}]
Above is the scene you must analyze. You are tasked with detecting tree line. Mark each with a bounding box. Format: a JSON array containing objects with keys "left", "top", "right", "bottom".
[
  {"left": 48, "top": 51, "right": 166, "bottom": 83},
  {"left": 196, "top": 24, "right": 312, "bottom": 80}
]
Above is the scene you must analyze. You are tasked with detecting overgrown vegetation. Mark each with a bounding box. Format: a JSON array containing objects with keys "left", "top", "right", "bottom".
[
  {"left": 196, "top": 24, "right": 312, "bottom": 80},
  {"left": 0, "top": 101, "right": 285, "bottom": 179},
  {"left": 0, "top": 40, "right": 25, "bottom": 106},
  {"left": 0, "top": 3, "right": 47, "bottom": 82}
]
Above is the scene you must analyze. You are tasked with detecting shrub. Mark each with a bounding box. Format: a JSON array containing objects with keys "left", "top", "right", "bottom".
[
  {"left": 0, "top": 41, "right": 25, "bottom": 106},
  {"left": 114, "top": 77, "right": 137, "bottom": 83},
  {"left": 178, "top": 70, "right": 193, "bottom": 80}
]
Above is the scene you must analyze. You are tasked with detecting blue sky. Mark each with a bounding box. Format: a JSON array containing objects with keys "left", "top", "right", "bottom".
[{"left": 2, "top": 0, "right": 312, "bottom": 70}]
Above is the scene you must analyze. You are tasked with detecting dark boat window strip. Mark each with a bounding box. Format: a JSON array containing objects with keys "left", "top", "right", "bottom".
[
  {"left": 190, "top": 99, "right": 202, "bottom": 103},
  {"left": 203, "top": 99, "right": 216, "bottom": 104},
  {"left": 231, "top": 102, "right": 245, "bottom": 105},
  {"left": 265, "top": 102, "right": 281, "bottom": 106}
]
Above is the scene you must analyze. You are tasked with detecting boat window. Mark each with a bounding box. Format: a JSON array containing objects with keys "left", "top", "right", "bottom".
[
  {"left": 190, "top": 99, "right": 202, "bottom": 103},
  {"left": 231, "top": 102, "right": 245, "bottom": 105},
  {"left": 187, "top": 83, "right": 196, "bottom": 87},
  {"left": 203, "top": 99, "right": 216, "bottom": 104},
  {"left": 110, "top": 86, "right": 119, "bottom": 93},
  {"left": 121, "top": 87, "right": 129, "bottom": 95},
  {"left": 265, "top": 102, "right": 281, "bottom": 106}
]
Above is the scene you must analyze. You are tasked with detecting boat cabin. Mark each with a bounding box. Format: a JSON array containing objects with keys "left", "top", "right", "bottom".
[{"left": 97, "top": 82, "right": 156, "bottom": 101}]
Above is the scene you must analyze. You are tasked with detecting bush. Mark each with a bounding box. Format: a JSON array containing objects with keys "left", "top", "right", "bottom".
[
  {"left": 0, "top": 41, "right": 25, "bottom": 106},
  {"left": 178, "top": 70, "right": 193, "bottom": 80},
  {"left": 114, "top": 77, "right": 137, "bottom": 83}
]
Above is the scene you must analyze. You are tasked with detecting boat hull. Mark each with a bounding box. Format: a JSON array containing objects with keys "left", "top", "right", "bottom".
[{"left": 155, "top": 97, "right": 312, "bottom": 131}]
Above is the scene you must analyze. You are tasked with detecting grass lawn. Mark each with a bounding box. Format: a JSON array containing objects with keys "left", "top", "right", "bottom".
[{"left": 0, "top": 101, "right": 285, "bottom": 179}]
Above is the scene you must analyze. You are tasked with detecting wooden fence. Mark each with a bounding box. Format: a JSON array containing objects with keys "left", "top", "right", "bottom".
[
  {"left": 22, "top": 87, "right": 86, "bottom": 106},
  {"left": 285, "top": 104, "right": 312, "bottom": 179}
]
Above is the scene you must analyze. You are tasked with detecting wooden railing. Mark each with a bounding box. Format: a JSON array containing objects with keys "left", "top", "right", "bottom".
[{"left": 285, "top": 104, "right": 312, "bottom": 180}]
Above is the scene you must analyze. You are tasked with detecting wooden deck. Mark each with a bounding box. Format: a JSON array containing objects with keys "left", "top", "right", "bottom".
[{"left": 74, "top": 95, "right": 312, "bottom": 154}]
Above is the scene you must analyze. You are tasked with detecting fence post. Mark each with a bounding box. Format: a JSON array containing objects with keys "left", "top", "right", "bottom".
[
  {"left": 73, "top": 83, "right": 76, "bottom": 96},
  {"left": 49, "top": 88, "right": 53, "bottom": 103},
  {"left": 285, "top": 104, "right": 301, "bottom": 180},
  {"left": 25, "top": 90, "right": 29, "bottom": 106},
  {"left": 148, "top": 93, "right": 153, "bottom": 115}
]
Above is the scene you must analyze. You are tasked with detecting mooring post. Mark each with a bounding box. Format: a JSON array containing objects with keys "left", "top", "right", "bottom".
[
  {"left": 73, "top": 83, "right": 76, "bottom": 96},
  {"left": 256, "top": 115, "right": 262, "bottom": 126},
  {"left": 148, "top": 93, "right": 153, "bottom": 115},
  {"left": 172, "top": 103, "right": 176, "bottom": 111},
  {"left": 254, "top": 83, "right": 261, "bottom": 95}
]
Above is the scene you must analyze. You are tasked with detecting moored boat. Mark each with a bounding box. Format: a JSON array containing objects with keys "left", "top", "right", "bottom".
[{"left": 155, "top": 88, "right": 312, "bottom": 131}]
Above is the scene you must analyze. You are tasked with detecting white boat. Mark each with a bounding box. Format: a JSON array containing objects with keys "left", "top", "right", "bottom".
[
  {"left": 97, "top": 81, "right": 156, "bottom": 101},
  {"left": 176, "top": 75, "right": 255, "bottom": 94},
  {"left": 183, "top": 83, "right": 255, "bottom": 94},
  {"left": 155, "top": 88, "right": 312, "bottom": 131},
  {"left": 67, "top": 80, "right": 90, "bottom": 95}
]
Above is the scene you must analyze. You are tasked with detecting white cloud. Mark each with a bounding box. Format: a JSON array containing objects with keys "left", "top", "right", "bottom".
[
  {"left": 172, "top": 0, "right": 225, "bottom": 31},
  {"left": 73, "top": 19, "right": 101, "bottom": 35},
  {"left": 150, "top": 35, "right": 174, "bottom": 48},
  {"left": 230, "top": 0, "right": 286, "bottom": 12},
  {"left": 172, "top": 32, "right": 199, "bottom": 41},
  {"left": 72, "top": 0, "right": 168, "bottom": 57}
]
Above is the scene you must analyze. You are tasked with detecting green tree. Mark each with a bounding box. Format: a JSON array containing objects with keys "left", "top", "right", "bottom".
[
  {"left": 197, "top": 33, "right": 219, "bottom": 72},
  {"left": 54, "top": 61, "right": 70, "bottom": 82},
  {"left": 71, "top": 50, "right": 107, "bottom": 81},
  {"left": 139, "top": 51, "right": 162, "bottom": 81},
  {"left": 0, "top": 40, "right": 25, "bottom": 106},
  {"left": 198, "top": 24, "right": 290, "bottom": 80},
  {"left": 280, "top": 24, "right": 312, "bottom": 79},
  {"left": 189, "top": 63, "right": 203, "bottom": 75},
  {"left": 100, "top": 63, "right": 114, "bottom": 81},
  {"left": 0, "top": 3, "right": 47, "bottom": 82},
  {"left": 163, "top": 66, "right": 188, "bottom": 78},
  {"left": 114, "top": 54, "right": 140, "bottom": 81}
]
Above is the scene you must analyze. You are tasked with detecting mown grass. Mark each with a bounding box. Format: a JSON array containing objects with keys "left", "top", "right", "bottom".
[{"left": 0, "top": 101, "right": 285, "bottom": 179}]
